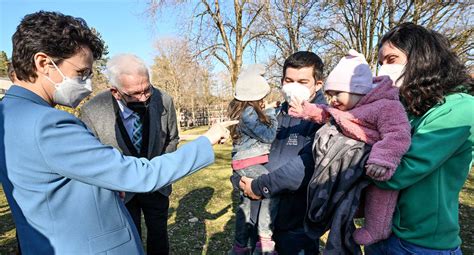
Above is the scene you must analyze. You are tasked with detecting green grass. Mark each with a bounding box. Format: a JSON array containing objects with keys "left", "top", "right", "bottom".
[
  {"left": 0, "top": 191, "right": 16, "bottom": 254},
  {"left": 179, "top": 126, "right": 209, "bottom": 135},
  {"left": 1, "top": 126, "right": 473, "bottom": 254}
]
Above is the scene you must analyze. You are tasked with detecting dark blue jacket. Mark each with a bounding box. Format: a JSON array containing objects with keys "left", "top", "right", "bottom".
[{"left": 251, "top": 90, "right": 326, "bottom": 231}]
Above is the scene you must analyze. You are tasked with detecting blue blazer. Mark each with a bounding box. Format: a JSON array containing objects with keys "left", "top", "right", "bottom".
[{"left": 0, "top": 86, "right": 214, "bottom": 254}]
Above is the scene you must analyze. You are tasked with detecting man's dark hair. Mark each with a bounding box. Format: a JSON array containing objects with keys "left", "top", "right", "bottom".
[
  {"left": 282, "top": 51, "right": 324, "bottom": 81},
  {"left": 379, "top": 22, "right": 472, "bottom": 116},
  {"left": 12, "top": 11, "right": 104, "bottom": 82}
]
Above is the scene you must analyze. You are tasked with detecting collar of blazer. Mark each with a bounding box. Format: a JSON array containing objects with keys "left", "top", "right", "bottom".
[
  {"left": 108, "top": 87, "right": 165, "bottom": 158},
  {"left": 6, "top": 85, "right": 52, "bottom": 107}
]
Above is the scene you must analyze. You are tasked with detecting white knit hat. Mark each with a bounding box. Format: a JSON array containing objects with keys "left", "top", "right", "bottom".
[
  {"left": 234, "top": 64, "right": 270, "bottom": 101},
  {"left": 325, "top": 49, "right": 375, "bottom": 95}
]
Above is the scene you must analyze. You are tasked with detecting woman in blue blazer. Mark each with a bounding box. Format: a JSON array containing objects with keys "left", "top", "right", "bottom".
[{"left": 0, "top": 11, "right": 233, "bottom": 254}]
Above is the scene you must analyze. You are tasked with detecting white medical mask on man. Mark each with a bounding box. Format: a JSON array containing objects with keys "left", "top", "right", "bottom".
[
  {"left": 281, "top": 82, "right": 311, "bottom": 102},
  {"left": 43, "top": 58, "right": 92, "bottom": 108},
  {"left": 378, "top": 64, "right": 405, "bottom": 87}
]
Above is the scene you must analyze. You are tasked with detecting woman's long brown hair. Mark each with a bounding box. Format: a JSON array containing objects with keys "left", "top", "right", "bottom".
[
  {"left": 227, "top": 99, "right": 271, "bottom": 142},
  {"left": 379, "top": 23, "right": 472, "bottom": 117}
]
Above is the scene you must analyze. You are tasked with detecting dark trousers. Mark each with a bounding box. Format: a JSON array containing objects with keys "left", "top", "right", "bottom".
[
  {"left": 274, "top": 227, "right": 319, "bottom": 255},
  {"left": 126, "top": 191, "right": 170, "bottom": 255},
  {"left": 16, "top": 233, "right": 21, "bottom": 255}
]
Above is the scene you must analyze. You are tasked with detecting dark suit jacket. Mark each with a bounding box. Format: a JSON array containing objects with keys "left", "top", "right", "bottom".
[{"left": 80, "top": 87, "right": 179, "bottom": 198}]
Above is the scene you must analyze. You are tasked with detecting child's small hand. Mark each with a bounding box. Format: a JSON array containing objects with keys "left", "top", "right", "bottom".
[
  {"left": 366, "top": 164, "right": 388, "bottom": 179},
  {"left": 289, "top": 97, "right": 306, "bottom": 118}
]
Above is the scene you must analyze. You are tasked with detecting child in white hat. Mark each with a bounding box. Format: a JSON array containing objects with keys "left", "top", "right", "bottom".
[
  {"left": 290, "top": 49, "right": 411, "bottom": 245},
  {"left": 228, "top": 64, "right": 278, "bottom": 254}
]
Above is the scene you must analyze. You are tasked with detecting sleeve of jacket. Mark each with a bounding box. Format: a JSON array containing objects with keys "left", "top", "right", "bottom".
[
  {"left": 164, "top": 97, "right": 179, "bottom": 153},
  {"left": 367, "top": 101, "right": 411, "bottom": 181},
  {"left": 289, "top": 102, "right": 329, "bottom": 124},
  {"left": 79, "top": 107, "right": 98, "bottom": 137},
  {"left": 36, "top": 111, "right": 214, "bottom": 192},
  {"left": 250, "top": 134, "right": 315, "bottom": 198},
  {"left": 375, "top": 98, "right": 474, "bottom": 190},
  {"left": 240, "top": 107, "right": 278, "bottom": 143}
]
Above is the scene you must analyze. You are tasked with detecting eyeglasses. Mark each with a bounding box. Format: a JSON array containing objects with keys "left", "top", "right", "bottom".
[
  {"left": 59, "top": 59, "right": 93, "bottom": 82},
  {"left": 117, "top": 85, "right": 153, "bottom": 99}
]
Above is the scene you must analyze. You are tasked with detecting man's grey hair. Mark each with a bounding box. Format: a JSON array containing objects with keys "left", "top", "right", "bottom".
[{"left": 106, "top": 54, "right": 150, "bottom": 89}]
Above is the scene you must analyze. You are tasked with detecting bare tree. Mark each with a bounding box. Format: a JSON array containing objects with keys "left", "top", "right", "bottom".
[
  {"left": 313, "top": 1, "right": 473, "bottom": 68},
  {"left": 258, "top": 0, "right": 319, "bottom": 59},
  {"left": 146, "top": 0, "right": 266, "bottom": 89},
  {"left": 146, "top": 1, "right": 472, "bottom": 82},
  {"left": 247, "top": 0, "right": 321, "bottom": 83},
  {"left": 151, "top": 37, "right": 218, "bottom": 127}
]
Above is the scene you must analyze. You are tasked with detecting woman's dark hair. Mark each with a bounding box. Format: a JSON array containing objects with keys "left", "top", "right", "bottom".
[
  {"left": 379, "top": 22, "right": 472, "bottom": 116},
  {"left": 12, "top": 11, "right": 104, "bottom": 82},
  {"left": 283, "top": 51, "right": 325, "bottom": 82},
  {"left": 7, "top": 62, "right": 16, "bottom": 82},
  {"left": 227, "top": 99, "right": 271, "bottom": 142}
]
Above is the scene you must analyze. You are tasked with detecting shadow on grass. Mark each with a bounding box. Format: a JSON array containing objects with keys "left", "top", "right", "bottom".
[
  {"left": 169, "top": 187, "right": 230, "bottom": 253},
  {"left": 0, "top": 207, "right": 17, "bottom": 254},
  {"left": 207, "top": 189, "right": 241, "bottom": 252},
  {"left": 460, "top": 203, "right": 474, "bottom": 254}
]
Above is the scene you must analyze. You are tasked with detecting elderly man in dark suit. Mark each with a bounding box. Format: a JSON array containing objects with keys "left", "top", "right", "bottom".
[{"left": 80, "top": 54, "right": 178, "bottom": 255}]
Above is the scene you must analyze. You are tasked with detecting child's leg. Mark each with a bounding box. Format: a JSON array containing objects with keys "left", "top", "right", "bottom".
[
  {"left": 255, "top": 197, "right": 279, "bottom": 253},
  {"left": 242, "top": 164, "right": 278, "bottom": 254},
  {"left": 233, "top": 193, "right": 252, "bottom": 247},
  {"left": 353, "top": 185, "right": 398, "bottom": 245},
  {"left": 231, "top": 169, "right": 254, "bottom": 254}
]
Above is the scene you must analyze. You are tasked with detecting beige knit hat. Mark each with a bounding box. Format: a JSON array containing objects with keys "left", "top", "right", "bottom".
[{"left": 234, "top": 64, "right": 270, "bottom": 101}]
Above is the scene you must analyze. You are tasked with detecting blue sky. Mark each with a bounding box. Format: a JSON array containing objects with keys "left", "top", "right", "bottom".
[{"left": 0, "top": 0, "right": 177, "bottom": 66}]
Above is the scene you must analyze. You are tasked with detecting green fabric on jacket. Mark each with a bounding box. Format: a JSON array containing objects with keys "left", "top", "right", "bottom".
[{"left": 375, "top": 92, "right": 474, "bottom": 250}]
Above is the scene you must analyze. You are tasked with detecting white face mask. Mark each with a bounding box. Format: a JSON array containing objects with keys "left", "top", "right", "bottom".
[
  {"left": 44, "top": 59, "right": 92, "bottom": 108},
  {"left": 378, "top": 64, "right": 405, "bottom": 87},
  {"left": 281, "top": 82, "right": 311, "bottom": 102}
]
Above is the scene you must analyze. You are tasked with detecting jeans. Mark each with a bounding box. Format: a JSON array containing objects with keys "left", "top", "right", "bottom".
[
  {"left": 234, "top": 165, "right": 279, "bottom": 247},
  {"left": 365, "top": 234, "right": 462, "bottom": 255},
  {"left": 273, "top": 227, "right": 319, "bottom": 255}
]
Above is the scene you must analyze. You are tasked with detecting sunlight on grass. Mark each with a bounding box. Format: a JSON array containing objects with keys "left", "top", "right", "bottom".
[
  {"left": 167, "top": 128, "right": 236, "bottom": 253},
  {"left": 0, "top": 186, "right": 17, "bottom": 253}
]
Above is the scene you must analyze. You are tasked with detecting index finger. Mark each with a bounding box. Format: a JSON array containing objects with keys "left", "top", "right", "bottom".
[{"left": 220, "top": 120, "right": 239, "bottom": 128}]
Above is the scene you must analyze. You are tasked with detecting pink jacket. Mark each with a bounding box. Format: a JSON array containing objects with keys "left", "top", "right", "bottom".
[{"left": 290, "top": 77, "right": 411, "bottom": 181}]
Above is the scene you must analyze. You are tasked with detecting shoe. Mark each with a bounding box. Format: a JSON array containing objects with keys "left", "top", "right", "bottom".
[
  {"left": 254, "top": 240, "right": 277, "bottom": 255},
  {"left": 229, "top": 244, "right": 251, "bottom": 255}
]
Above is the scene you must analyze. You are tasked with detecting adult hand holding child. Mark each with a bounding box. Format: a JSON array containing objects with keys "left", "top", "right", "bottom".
[{"left": 239, "top": 176, "right": 262, "bottom": 200}]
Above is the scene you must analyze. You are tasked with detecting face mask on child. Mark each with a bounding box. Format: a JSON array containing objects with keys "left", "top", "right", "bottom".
[
  {"left": 378, "top": 64, "right": 405, "bottom": 87},
  {"left": 281, "top": 82, "right": 311, "bottom": 102}
]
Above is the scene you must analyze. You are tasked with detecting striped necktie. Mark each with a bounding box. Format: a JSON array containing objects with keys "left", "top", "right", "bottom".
[{"left": 132, "top": 113, "right": 142, "bottom": 153}]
